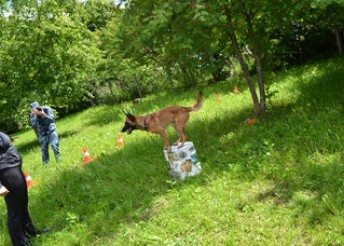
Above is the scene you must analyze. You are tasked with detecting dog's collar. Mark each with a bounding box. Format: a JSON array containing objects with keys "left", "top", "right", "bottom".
[{"left": 142, "top": 119, "right": 149, "bottom": 131}]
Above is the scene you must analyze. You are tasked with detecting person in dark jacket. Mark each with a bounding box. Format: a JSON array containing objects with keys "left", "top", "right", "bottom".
[
  {"left": 0, "top": 131, "right": 47, "bottom": 246},
  {"left": 30, "top": 101, "right": 62, "bottom": 164}
]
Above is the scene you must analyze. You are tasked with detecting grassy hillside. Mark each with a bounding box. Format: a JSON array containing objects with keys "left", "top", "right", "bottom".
[{"left": 1, "top": 57, "right": 343, "bottom": 245}]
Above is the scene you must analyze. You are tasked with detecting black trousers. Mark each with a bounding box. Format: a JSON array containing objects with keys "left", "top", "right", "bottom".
[{"left": 0, "top": 166, "right": 37, "bottom": 246}]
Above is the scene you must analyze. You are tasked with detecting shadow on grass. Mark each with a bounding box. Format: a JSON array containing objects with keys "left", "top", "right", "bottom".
[
  {"left": 26, "top": 58, "right": 344, "bottom": 243},
  {"left": 14, "top": 129, "right": 80, "bottom": 154},
  {"left": 28, "top": 140, "right": 177, "bottom": 243},
  {"left": 82, "top": 107, "right": 126, "bottom": 127},
  {"left": 230, "top": 58, "right": 344, "bottom": 225}
]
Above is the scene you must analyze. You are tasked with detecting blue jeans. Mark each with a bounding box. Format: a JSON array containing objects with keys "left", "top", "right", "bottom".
[{"left": 39, "top": 131, "right": 61, "bottom": 164}]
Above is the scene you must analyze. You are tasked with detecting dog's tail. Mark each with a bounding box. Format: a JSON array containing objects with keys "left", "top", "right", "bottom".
[{"left": 192, "top": 91, "right": 203, "bottom": 111}]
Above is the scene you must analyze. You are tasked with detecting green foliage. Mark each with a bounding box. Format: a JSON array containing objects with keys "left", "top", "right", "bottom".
[
  {"left": 0, "top": 1, "right": 99, "bottom": 129},
  {"left": 118, "top": 0, "right": 230, "bottom": 86},
  {"left": 0, "top": 56, "right": 343, "bottom": 245},
  {"left": 270, "top": 0, "right": 344, "bottom": 67},
  {"left": 1, "top": 0, "right": 343, "bottom": 130},
  {"left": 80, "top": 0, "right": 117, "bottom": 32}
]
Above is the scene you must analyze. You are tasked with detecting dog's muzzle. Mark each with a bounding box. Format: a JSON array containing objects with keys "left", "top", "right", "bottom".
[{"left": 121, "top": 122, "right": 136, "bottom": 135}]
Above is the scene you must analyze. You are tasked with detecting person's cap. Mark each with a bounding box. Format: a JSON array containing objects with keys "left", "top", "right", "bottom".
[{"left": 30, "top": 101, "right": 40, "bottom": 109}]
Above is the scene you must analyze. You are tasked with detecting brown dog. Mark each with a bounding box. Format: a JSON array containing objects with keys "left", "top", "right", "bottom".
[{"left": 121, "top": 91, "right": 203, "bottom": 152}]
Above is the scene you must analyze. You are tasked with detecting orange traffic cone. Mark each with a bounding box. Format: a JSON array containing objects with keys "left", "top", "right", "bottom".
[
  {"left": 247, "top": 118, "right": 258, "bottom": 125},
  {"left": 82, "top": 147, "right": 94, "bottom": 165},
  {"left": 24, "top": 171, "right": 33, "bottom": 188},
  {"left": 117, "top": 134, "right": 124, "bottom": 147},
  {"left": 217, "top": 93, "right": 222, "bottom": 103},
  {"left": 234, "top": 86, "right": 240, "bottom": 94}
]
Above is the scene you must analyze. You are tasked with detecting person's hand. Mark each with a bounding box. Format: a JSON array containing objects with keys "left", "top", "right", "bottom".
[
  {"left": 0, "top": 186, "right": 9, "bottom": 197},
  {"left": 33, "top": 109, "right": 39, "bottom": 117},
  {"left": 36, "top": 109, "right": 46, "bottom": 117},
  {"left": 36, "top": 109, "right": 42, "bottom": 115}
]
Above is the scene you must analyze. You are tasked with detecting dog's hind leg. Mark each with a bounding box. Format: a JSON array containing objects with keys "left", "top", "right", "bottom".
[
  {"left": 179, "top": 128, "right": 188, "bottom": 148},
  {"left": 175, "top": 113, "right": 189, "bottom": 148},
  {"left": 172, "top": 123, "right": 182, "bottom": 146},
  {"left": 156, "top": 130, "right": 172, "bottom": 152},
  {"left": 176, "top": 125, "right": 188, "bottom": 149}
]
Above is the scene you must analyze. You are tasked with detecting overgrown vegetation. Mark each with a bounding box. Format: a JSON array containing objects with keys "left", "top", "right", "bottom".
[
  {"left": 0, "top": 57, "right": 343, "bottom": 245},
  {"left": 1, "top": 0, "right": 344, "bottom": 131}
]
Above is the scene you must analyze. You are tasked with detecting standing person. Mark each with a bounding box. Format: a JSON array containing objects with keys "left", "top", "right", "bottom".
[
  {"left": 30, "top": 101, "right": 62, "bottom": 164},
  {"left": 0, "top": 131, "right": 48, "bottom": 246},
  {"left": 29, "top": 110, "right": 39, "bottom": 140}
]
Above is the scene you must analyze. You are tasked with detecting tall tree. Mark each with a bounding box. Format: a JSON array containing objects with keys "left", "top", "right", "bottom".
[
  {"left": 0, "top": 0, "right": 102, "bottom": 130},
  {"left": 221, "top": 0, "right": 295, "bottom": 116},
  {"left": 119, "top": 0, "right": 229, "bottom": 87}
]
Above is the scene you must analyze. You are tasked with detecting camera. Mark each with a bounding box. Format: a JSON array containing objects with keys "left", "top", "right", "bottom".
[{"left": 37, "top": 107, "right": 42, "bottom": 111}]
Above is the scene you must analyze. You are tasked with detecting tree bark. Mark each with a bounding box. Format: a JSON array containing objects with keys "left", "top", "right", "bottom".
[
  {"left": 244, "top": 7, "right": 266, "bottom": 115},
  {"left": 227, "top": 19, "right": 260, "bottom": 115},
  {"left": 334, "top": 25, "right": 343, "bottom": 55},
  {"left": 252, "top": 45, "right": 266, "bottom": 115}
]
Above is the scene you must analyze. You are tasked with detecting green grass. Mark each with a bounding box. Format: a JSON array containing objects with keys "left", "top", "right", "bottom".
[{"left": 1, "top": 57, "right": 344, "bottom": 245}]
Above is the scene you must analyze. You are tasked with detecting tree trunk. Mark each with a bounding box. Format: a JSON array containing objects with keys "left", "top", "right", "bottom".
[
  {"left": 334, "top": 25, "right": 344, "bottom": 55},
  {"left": 227, "top": 20, "right": 260, "bottom": 115},
  {"left": 252, "top": 46, "right": 266, "bottom": 115},
  {"left": 107, "top": 80, "right": 116, "bottom": 104},
  {"left": 245, "top": 9, "right": 267, "bottom": 115}
]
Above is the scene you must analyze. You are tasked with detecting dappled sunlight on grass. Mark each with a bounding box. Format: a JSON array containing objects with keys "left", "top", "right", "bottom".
[{"left": 1, "top": 57, "right": 343, "bottom": 245}]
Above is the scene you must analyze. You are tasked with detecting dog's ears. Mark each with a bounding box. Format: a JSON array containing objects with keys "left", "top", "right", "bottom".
[{"left": 125, "top": 112, "right": 136, "bottom": 122}]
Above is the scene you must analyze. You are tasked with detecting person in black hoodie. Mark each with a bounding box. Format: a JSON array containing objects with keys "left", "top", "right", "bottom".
[{"left": 0, "top": 131, "right": 47, "bottom": 246}]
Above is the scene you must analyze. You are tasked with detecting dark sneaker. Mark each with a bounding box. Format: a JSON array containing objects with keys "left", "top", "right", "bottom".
[{"left": 26, "top": 227, "right": 51, "bottom": 238}]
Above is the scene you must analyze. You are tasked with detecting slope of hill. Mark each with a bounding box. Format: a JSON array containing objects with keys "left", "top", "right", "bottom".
[{"left": 1, "top": 57, "right": 343, "bottom": 245}]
